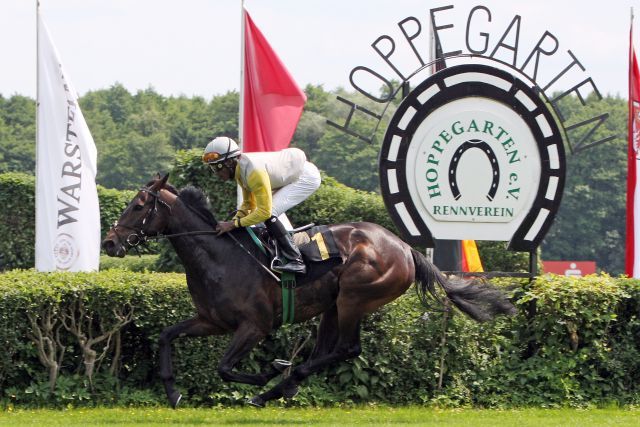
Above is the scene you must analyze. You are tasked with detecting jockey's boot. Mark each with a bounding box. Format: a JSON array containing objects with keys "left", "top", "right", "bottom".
[{"left": 266, "top": 216, "right": 306, "bottom": 275}]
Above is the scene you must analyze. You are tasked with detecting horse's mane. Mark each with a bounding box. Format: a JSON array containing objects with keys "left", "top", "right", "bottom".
[
  {"left": 145, "top": 179, "right": 178, "bottom": 195},
  {"left": 177, "top": 186, "right": 218, "bottom": 227}
]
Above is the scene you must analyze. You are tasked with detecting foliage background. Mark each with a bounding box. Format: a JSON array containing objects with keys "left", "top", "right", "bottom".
[
  {"left": 0, "top": 168, "right": 529, "bottom": 273},
  {"left": 0, "top": 172, "right": 134, "bottom": 271},
  {"left": 0, "top": 173, "right": 35, "bottom": 270},
  {"left": 0, "top": 86, "right": 628, "bottom": 273},
  {"left": 541, "top": 95, "right": 627, "bottom": 274},
  {"left": 0, "top": 271, "right": 638, "bottom": 408}
]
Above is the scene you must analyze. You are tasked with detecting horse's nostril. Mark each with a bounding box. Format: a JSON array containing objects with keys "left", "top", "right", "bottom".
[
  {"left": 102, "top": 239, "right": 122, "bottom": 257},
  {"left": 102, "top": 240, "right": 113, "bottom": 251},
  {"left": 102, "top": 238, "right": 127, "bottom": 258}
]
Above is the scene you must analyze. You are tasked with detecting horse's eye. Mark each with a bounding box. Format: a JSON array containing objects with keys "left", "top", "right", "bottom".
[{"left": 133, "top": 205, "right": 144, "bottom": 211}]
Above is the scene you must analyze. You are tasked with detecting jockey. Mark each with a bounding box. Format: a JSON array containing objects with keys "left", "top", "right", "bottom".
[{"left": 203, "top": 136, "right": 321, "bottom": 274}]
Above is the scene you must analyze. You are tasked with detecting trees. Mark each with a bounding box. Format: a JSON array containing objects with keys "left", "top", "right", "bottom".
[
  {"left": 540, "top": 95, "right": 627, "bottom": 273},
  {"left": 98, "top": 133, "right": 173, "bottom": 190},
  {"left": 76, "top": 86, "right": 242, "bottom": 189},
  {"left": 0, "top": 84, "right": 629, "bottom": 273},
  {"left": 292, "top": 85, "right": 394, "bottom": 192},
  {"left": 0, "top": 95, "right": 36, "bottom": 174}
]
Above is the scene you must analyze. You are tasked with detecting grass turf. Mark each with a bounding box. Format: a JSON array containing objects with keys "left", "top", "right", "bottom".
[{"left": 1, "top": 406, "right": 639, "bottom": 426}]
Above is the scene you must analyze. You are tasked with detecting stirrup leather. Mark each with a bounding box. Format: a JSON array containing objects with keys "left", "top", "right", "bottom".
[{"left": 270, "top": 242, "right": 305, "bottom": 274}]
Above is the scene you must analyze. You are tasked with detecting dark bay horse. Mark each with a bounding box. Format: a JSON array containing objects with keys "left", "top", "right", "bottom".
[{"left": 102, "top": 175, "right": 516, "bottom": 407}]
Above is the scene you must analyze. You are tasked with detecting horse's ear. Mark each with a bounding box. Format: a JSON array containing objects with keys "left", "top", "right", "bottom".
[{"left": 150, "top": 173, "right": 169, "bottom": 191}]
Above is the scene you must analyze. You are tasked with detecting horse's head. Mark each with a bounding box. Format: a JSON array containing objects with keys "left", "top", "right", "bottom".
[{"left": 102, "top": 174, "right": 176, "bottom": 257}]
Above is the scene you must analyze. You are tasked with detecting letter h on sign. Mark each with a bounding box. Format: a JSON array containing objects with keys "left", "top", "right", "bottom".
[{"left": 326, "top": 96, "right": 382, "bottom": 144}]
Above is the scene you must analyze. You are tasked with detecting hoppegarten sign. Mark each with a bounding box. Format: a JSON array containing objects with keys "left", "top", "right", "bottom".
[
  {"left": 326, "top": 3, "right": 612, "bottom": 251},
  {"left": 380, "top": 64, "right": 564, "bottom": 250}
]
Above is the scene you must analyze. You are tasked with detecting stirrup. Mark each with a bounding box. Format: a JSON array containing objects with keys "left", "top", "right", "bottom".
[
  {"left": 272, "top": 359, "right": 292, "bottom": 372},
  {"left": 270, "top": 256, "right": 284, "bottom": 271}
]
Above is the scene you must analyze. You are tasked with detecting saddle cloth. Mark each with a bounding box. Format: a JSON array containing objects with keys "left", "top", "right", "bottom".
[
  {"left": 295, "top": 225, "right": 343, "bottom": 285},
  {"left": 248, "top": 224, "right": 343, "bottom": 285},
  {"left": 297, "top": 225, "right": 342, "bottom": 263}
]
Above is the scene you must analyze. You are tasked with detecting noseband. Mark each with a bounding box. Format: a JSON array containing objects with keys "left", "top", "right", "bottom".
[{"left": 111, "top": 187, "right": 172, "bottom": 252}]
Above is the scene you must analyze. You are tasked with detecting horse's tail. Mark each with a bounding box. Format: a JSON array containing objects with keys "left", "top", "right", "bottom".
[{"left": 410, "top": 248, "right": 516, "bottom": 322}]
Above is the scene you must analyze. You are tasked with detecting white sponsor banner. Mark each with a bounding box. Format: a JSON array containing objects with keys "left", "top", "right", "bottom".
[{"left": 36, "top": 12, "right": 100, "bottom": 271}]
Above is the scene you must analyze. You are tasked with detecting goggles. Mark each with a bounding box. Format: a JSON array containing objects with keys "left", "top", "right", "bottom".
[{"left": 202, "top": 151, "right": 222, "bottom": 164}]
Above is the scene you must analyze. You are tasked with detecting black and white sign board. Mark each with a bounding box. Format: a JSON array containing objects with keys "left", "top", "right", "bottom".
[{"left": 379, "top": 64, "right": 565, "bottom": 251}]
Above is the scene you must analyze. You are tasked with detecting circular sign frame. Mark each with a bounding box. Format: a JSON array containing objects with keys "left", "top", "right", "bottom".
[{"left": 379, "top": 64, "right": 565, "bottom": 251}]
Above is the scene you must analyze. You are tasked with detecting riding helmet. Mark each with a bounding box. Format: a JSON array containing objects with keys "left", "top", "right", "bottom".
[{"left": 202, "top": 136, "right": 241, "bottom": 164}]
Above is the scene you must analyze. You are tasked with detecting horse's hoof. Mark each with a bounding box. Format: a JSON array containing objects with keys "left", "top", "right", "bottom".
[
  {"left": 169, "top": 392, "right": 182, "bottom": 409},
  {"left": 272, "top": 359, "right": 292, "bottom": 372},
  {"left": 282, "top": 385, "right": 299, "bottom": 399},
  {"left": 246, "top": 396, "right": 266, "bottom": 408}
]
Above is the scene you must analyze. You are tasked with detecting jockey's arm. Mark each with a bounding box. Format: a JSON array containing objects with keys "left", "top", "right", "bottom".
[
  {"left": 235, "top": 186, "right": 254, "bottom": 219},
  {"left": 234, "top": 170, "right": 272, "bottom": 227}
]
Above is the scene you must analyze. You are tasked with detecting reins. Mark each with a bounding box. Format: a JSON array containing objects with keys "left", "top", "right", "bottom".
[
  {"left": 147, "top": 228, "right": 281, "bottom": 282},
  {"left": 116, "top": 187, "right": 281, "bottom": 282},
  {"left": 147, "top": 230, "right": 218, "bottom": 239}
]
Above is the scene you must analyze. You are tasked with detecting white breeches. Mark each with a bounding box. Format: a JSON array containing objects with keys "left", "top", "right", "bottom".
[{"left": 272, "top": 161, "right": 321, "bottom": 230}]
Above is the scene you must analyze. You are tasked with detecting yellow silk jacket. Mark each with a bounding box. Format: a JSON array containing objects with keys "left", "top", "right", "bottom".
[{"left": 233, "top": 148, "right": 306, "bottom": 227}]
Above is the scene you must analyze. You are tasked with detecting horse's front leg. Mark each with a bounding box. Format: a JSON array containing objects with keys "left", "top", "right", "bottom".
[
  {"left": 158, "top": 316, "right": 220, "bottom": 408},
  {"left": 217, "top": 323, "right": 282, "bottom": 386}
]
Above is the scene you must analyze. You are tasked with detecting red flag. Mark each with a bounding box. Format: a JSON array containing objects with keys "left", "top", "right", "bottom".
[
  {"left": 242, "top": 8, "right": 306, "bottom": 152},
  {"left": 627, "top": 20, "right": 640, "bottom": 277}
]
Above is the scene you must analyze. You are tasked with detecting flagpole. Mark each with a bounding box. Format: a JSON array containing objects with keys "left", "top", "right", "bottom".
[
  {"left": 236, "top": 0, "right": 246, "bottom": 208},
  {"left": 36, "top": 0, "right": 39, "bottom": 168},
  {"left": 239, "top": 0, "right": 245, "bottom": 149},
  {"left": 35, "top": 0, "right": 40, "bottom": 253}
]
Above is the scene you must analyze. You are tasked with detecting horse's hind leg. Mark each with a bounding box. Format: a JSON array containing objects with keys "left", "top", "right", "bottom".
[
  {"left": 309, "top": 305, "right": 339, "bottom": 360},
  {"left": 158, "top": 317, "right": 219, "bottom": 408},
  {"left": 249, "top": 308, "right": 362, "bottom": 407},
  {"left": 277, "top": 306, "right": 340, "bottom": 400}
]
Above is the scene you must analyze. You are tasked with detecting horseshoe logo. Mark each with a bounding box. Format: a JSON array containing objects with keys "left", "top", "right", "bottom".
[{"left": 448, "top": 139, "right": 500, "bottom": 201}]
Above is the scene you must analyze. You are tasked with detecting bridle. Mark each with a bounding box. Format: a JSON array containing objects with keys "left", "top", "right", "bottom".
[
  {"left": 108, "top": 184, "right": 281, "bottom": 281},
  {"left": 110, "top": 187, "right": 173, "bottom": 253}
]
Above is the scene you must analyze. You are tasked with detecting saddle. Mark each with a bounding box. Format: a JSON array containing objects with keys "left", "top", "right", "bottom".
[{"left": 249, "top": 224, "right": 343, "bottom": 285}]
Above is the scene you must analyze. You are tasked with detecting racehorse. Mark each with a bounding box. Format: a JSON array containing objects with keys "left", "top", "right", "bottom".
[{"left": 102, "top": 174, "right": 516, "bottom": 407}]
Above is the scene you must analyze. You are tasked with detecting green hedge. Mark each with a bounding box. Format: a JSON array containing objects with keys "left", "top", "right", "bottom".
[
  {"left": 0, "top": 173, "right": 35, "bottom": 270},
  {"left": 154, "top": 150, "right": 403, "bottom": 272},
  {"left": 163, "top": 150, "right": 529, "bottom": 272},
  {"left": 169, "top": 149, "right": 396, "bottom": 230},
  {"left": 97, "top": 186, "right": 137, "bottom": 240},
  {"left": 0, "top": 164, "right": 532, "bottom": 273},
  {"left": 0, "top": 172, "right": 135, "bottom": 271},
  {"left": 99, "top": 254, "right": 160, "bottom": 272},
  {"left": 1, "top": 270, "right": 639, "bottom": 408}
]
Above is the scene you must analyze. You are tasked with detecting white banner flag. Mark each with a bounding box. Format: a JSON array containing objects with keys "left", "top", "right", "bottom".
[{"left": 36, "top": 12, "right": 100, "bottom": 272}]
